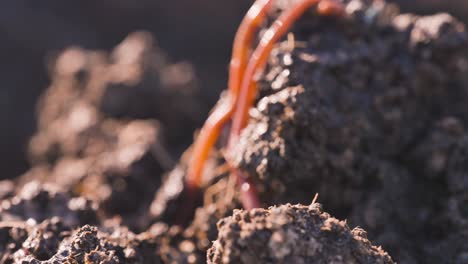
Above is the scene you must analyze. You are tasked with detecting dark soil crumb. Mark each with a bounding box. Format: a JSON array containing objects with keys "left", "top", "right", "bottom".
[{"left": 207, "top": 203, "right": 394, "bottom": 264}]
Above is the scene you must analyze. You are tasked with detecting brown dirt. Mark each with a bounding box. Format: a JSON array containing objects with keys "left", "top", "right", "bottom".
[
  {"left": 232, "top": 0, "right": 468, "bottom": 262},
  {"left": 0, "top": 0, "right": 467, "bottom": 263},
  {"left": 0, "top": 218, "right": 164, "bottom": 263},
  {"left": 207, "top": 203, "right": 394, "bottom": 264}
]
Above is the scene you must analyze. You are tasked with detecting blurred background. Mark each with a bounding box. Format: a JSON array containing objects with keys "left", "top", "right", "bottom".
[{"left": 1, "top": 0, "right": 468, "bottom": 178}]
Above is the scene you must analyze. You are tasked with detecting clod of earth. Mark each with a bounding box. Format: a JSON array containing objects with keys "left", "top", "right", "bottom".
[{"left": 207, "top": 203, "right": 394, "bottom": 264}]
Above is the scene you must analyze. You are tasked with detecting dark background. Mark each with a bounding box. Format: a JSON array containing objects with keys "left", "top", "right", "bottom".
[{"left": 1, "top": 0, "right": 467, "bottom": 178}]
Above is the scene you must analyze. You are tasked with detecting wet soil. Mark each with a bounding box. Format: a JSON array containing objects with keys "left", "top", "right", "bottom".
[
  {"left": 207, "top": 203, "right": 394, "bottom": 264},
  {"left": 0, "top": 0, "right": 467, "bottom": 263},
  {"left": 232, "top": 0, "right": 468, "bottom": 262}
]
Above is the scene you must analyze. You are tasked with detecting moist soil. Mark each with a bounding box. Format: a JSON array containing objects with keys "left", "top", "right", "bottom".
[{"left": 1, "top": 0, "right": 467, "bottom": 263}]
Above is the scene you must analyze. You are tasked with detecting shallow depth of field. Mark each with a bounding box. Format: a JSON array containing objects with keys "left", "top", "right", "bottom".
[{"left": 0, "top": 0, "right": 467, "bottom": 263}]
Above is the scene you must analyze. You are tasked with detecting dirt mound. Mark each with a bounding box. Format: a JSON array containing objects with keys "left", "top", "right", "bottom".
[
  {"left": 230, "top": 1, "right": 468, "bottom": 262},
  {"left": 208, "top": 203, "right": 394, "bottom": 264},
  {"left": 0, "top": 219, "right": 163, "bottom": 263}
]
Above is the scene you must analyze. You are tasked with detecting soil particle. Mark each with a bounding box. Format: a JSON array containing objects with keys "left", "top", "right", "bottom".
[
  {"left": 207, "top": 203, "right": 394, "bottom": 264},
  {"left": 20, "top": 217, "right": 70, "bottom": 261}
]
